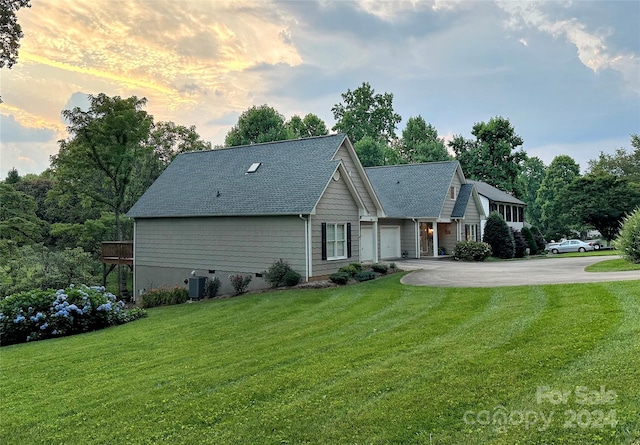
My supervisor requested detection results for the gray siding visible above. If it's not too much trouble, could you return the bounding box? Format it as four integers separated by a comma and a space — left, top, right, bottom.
464, 196, 482, 226
134, 216, 305, 295
334, 143, 377, 216
311, 174, 360, 276
441, 171, 464, 219
438, 223, 459, 255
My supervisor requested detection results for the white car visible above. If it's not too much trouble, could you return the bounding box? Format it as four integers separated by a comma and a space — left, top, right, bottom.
548, 239, 594, 254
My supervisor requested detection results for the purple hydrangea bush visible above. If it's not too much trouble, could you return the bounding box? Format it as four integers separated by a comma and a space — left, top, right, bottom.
0, 284, 146, 346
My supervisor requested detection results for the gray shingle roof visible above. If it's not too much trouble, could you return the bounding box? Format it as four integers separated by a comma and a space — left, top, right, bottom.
451, 183, 473, 218
365, 162, 460, 218
127, 134, 347, 218
467, 180, 525, 205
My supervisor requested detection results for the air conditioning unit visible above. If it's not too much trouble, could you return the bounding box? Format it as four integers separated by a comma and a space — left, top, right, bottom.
188, 276, 206, 299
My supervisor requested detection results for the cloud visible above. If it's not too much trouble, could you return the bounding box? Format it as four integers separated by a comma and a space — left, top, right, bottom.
497, 0, 640, 93
0, 114, 56, 142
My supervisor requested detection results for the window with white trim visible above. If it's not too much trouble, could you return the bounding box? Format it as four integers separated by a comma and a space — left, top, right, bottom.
326, 223, 347, 260
450, 186, 457, 200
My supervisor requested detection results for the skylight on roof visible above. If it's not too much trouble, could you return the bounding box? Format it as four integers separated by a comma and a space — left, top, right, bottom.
247, 162, 261, 173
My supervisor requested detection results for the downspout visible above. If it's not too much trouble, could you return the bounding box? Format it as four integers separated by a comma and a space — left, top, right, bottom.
132, 220, 137, 303
411, 218, 420, 259
299, 215, 310, 282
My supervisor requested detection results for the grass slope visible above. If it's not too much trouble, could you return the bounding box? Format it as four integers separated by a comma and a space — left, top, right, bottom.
586, 258, 640, 272
1, 275, 639, 444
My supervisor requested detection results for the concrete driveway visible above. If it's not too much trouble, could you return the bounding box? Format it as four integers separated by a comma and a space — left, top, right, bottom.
398, 256, 640, 287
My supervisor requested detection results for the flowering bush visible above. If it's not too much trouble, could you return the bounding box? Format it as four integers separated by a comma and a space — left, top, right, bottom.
140, 287, 189, 308
454, 241, 493, 261
0, 284, 147, 346
229, 274, 252, 295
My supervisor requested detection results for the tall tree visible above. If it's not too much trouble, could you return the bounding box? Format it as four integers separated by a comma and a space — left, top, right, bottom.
4, 167, 20, 184
517, 156, 546, 227
353, 136, 386, 167
450, 116, 527, 196
0, 183, 44, 245
127, 121, 211, 207
331, 81, 402, 145
0, 0, 30, 69
587, 134, 640, 184
225, 105, 289, 146
286, 113, 328, 138
560, 174, 640, 242
536, 155, 580, 240
400, 116, 451, 163
51, 94, 153, 241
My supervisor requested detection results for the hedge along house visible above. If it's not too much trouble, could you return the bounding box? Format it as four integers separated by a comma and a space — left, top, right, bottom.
467, 180, 527, 234
126, 134, 385, 298
366, 162, 485, 258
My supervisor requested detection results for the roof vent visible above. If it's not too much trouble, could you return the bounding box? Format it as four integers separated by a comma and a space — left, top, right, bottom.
247, 162, 261, 174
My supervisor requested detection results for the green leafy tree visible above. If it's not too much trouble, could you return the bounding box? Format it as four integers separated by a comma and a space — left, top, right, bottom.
331, 81, 402, 145
0, 0, 31, 69
483, 211, 515, 259
400, 116, 451, 163
450, 116, 527, 196
588, 134, 640, 184
4, 167, 20, 184
614, 207, 640, 264
521, 226, 538, 255
0, 183, 45, 246
353, 136, 386, 167
51, 94, 153, 241
560, 174, 640, 242
225, 105, 289, 146
286, 114, 328, 138
536, 155, 580, 240
517, 156, 546, 227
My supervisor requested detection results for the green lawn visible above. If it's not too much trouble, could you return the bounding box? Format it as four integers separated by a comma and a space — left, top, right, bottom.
1, 275, 639, 444
547, 250, 620, 258
586, 258, 640, 272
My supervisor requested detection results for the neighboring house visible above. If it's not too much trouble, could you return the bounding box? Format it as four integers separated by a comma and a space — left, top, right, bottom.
366, 161, 485, 258
126, 134, 385, 297
467, 180, 527, 233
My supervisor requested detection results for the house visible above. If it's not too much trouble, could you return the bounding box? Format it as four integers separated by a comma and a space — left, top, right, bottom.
366, 161, 485, 258
126, 134, 385, 297
467, 180, 526, 233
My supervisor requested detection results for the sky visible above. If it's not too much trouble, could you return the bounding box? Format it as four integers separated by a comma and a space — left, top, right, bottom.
1, 0, 639, 179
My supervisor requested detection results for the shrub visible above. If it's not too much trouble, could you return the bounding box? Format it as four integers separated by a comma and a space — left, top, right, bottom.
483, 212, 515, 259
454, 241, 492, 261
141, 287, 189, 308
206, 277, 221, 298
389, 262, 397, 269
615, 207, 640, 264
521, 227, 538, 255
0, 284, 147, 346
371, 263, 388, 274
354, 271, 376, 282
329, 272, 350, 285
263, 259, 296, 288
338, 264, 360, 277
531, 226, 547, 252
229, 274, 252, 295
282, 270, 302, 287
511, 228, 528, 258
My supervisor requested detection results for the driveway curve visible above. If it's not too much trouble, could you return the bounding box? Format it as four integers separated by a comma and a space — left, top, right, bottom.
399, 256, 640, 288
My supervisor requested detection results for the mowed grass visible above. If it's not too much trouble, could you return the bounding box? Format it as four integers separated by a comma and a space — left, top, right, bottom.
548, 250, 620, 258
586, 258, 640, 272
1, 275, 639, 444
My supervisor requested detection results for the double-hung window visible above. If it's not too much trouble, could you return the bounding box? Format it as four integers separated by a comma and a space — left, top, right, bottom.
322, 222, 352, 260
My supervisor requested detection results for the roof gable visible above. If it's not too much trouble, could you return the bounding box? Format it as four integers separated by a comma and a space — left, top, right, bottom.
127, 134, 350, 218
366, 161, 460, 218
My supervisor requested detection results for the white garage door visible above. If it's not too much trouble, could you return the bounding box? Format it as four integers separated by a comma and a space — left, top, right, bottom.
360, 225, 374, 262
380, 226, 401, 259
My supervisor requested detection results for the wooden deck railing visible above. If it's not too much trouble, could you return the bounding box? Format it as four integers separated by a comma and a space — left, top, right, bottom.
101, 241, 133, 265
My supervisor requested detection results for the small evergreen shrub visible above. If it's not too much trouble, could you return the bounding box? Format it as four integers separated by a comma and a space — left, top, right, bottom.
354, 271, 376, 282
329, 272, 350, 285
615, 207, 640, 264
531, 226, 547, 252
263, 259, 294, 288
338, 264, 360, 277
141, 287, 189, 308
229, 274, 252, 295
206, 277, 221, 298
454, 241, 492, 261
511, 228, 528, 258
521, 227, 538, 255
0, 284, 147, 346
282, 270, 302, 287
483, 212, 515, 259
371, 263, 388, 274
389, 262, 397, 269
